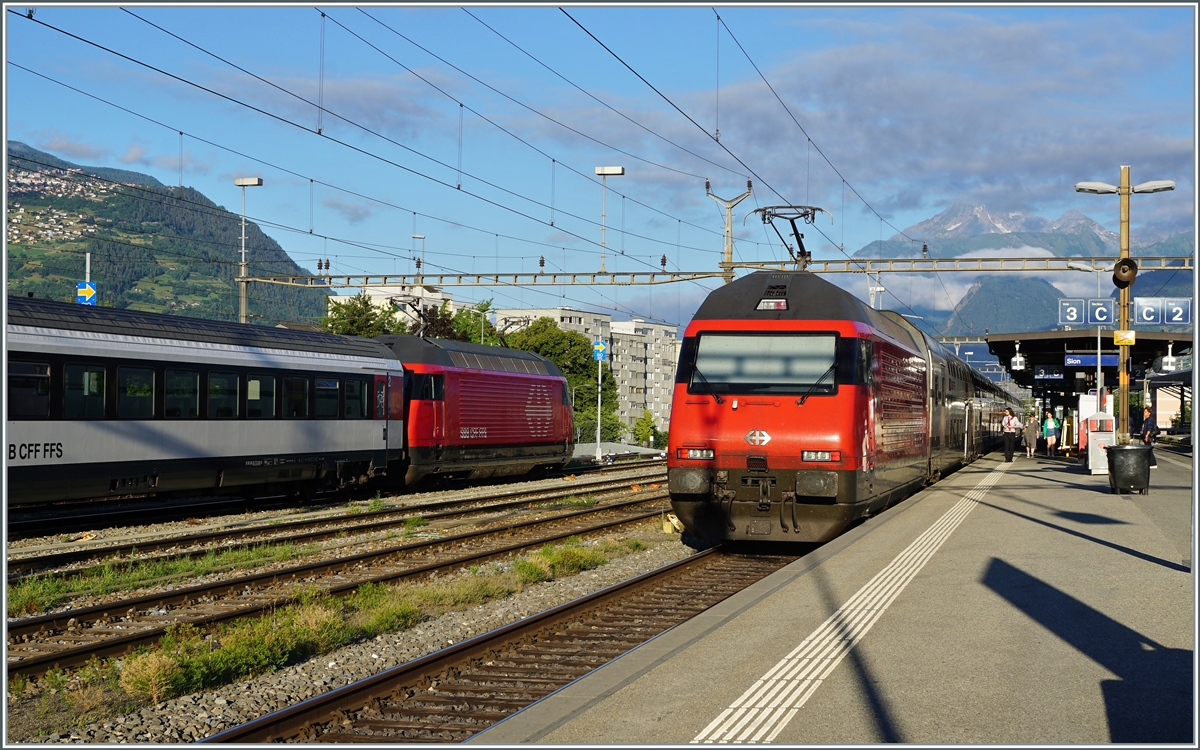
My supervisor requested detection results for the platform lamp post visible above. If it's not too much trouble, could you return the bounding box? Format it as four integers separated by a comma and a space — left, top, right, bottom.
234, 177, 263, 324
1075, 168, 1175, 443
1067, 261, 1115, 414
595, 167, 624, 273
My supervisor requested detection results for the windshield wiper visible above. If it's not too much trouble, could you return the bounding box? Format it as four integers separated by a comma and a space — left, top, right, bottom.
691, 367, 724, 404
796, 363, 837, 405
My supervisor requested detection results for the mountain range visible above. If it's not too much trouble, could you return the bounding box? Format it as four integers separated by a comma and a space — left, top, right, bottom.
851, 201, 1193, 336
5, 140, 1191, 338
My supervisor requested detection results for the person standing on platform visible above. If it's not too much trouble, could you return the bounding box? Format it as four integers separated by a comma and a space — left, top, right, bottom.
1022, 412, 1041, 458
1001, 408, 1021, 462
1043, 409, 1060, 456
1141, 406, 1159, 469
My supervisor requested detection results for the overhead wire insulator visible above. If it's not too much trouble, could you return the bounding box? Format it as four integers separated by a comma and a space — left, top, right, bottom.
539, 255, 545, 269
661, 254, 667, 270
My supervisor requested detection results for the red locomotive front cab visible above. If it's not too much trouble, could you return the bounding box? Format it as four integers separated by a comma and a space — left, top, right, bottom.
668, 320, 875, 543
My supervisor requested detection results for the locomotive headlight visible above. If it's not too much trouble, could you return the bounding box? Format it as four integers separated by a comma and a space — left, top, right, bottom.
802, 450, 841, 462
668, 467, 711, 495
756, 299, 788, 311
676, 448, 715, 460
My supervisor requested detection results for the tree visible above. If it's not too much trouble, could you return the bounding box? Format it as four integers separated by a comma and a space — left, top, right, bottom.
407, 300, 468, 341
321, 292, 396, 337
634, 409, 657, 446
508, 317, 620, 439
450, 299, 501, 345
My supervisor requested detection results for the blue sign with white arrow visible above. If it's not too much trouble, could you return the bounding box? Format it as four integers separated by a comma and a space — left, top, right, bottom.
593, 341, 607, 361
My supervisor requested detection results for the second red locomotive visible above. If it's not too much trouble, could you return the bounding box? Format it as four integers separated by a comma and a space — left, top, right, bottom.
377, 336, 575, 487
668, 271, 1016, 544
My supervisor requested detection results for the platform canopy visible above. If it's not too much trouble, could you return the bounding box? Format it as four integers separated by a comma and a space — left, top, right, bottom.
985, 329, 1192, 395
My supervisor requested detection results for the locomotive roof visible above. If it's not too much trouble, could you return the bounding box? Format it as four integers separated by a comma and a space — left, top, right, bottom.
692, 271, 922, 349
6, 296, 397, 359
375, 335, 563, 378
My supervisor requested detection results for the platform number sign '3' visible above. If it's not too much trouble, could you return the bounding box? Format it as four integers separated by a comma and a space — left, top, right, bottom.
1058, 299, 1085, 326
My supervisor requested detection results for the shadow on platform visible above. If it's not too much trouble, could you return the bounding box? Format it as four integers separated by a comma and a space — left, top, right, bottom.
982, 558, 1193, 743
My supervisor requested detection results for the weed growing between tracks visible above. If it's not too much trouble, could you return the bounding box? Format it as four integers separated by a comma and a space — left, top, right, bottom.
7, 543, 319, 617
6, 534, 654, 740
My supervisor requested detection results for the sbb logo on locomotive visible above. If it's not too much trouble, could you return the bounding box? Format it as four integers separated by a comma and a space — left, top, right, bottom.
460, 427, 488, 439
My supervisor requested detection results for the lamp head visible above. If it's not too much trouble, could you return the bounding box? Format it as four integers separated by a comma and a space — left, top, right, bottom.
1132, 180, 1176, 194
234, 177, 263, 187
1074, 181, 1117, 194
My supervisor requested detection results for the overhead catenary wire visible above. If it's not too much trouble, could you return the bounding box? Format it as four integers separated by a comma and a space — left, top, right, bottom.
6, 61, 725, 266
16, 10, 710, 274
118, 7, 743, 254
462, 8, 743, 181
560, 9, 856, 270
713, 10, 956, 322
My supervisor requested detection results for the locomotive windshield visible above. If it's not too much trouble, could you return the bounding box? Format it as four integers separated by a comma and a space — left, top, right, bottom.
680, 332, 857, 396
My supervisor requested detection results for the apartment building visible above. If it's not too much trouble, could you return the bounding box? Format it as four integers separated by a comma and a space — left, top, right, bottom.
494, 306, 680, 441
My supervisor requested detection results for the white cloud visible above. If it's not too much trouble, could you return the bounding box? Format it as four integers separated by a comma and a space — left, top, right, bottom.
36, 132, 108, 161
322, 195, 373, 223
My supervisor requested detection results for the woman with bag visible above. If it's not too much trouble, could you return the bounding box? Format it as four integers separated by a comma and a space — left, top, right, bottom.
1043, 409, 1060, 456
1001, 407, 1022, 462
1022, 413, 1041, 458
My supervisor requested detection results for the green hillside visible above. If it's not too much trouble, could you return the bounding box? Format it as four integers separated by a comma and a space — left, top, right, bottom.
6, 143, 328, 326
943, 276, 1064, 335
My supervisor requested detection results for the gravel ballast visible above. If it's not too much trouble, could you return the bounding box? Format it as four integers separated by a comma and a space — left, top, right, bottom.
9, 526, 694, 744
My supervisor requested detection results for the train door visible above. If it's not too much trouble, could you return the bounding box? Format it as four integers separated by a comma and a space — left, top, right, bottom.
424, 373, 446, 458
377, 373, 404, 462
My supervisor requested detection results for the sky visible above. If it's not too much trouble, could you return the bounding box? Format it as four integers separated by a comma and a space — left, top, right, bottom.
4, 3, 1196, 329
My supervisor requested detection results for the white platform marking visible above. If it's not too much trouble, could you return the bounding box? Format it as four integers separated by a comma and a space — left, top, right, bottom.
692, 462, 1011, 744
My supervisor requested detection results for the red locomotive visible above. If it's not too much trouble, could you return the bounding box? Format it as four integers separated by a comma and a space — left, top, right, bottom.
668, 271, 1015, 544
377, 336, 575, 486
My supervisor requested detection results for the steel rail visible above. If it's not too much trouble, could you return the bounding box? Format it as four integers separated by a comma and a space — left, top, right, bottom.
201, 544, 763, 744
6, 493, 669, 677
7, 469, 666, 577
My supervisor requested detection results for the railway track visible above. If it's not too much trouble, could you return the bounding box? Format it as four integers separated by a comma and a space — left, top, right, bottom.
6, 459, 665, 541
6, 490, 671, 678
7, 467, 667, 579
203, 548, 797, 743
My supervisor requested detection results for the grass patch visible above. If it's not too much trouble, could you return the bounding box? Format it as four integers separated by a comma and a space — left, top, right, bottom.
7, 543, 319, 617
402, 516, 430, 536
537, 494, 600, 510
9, 533, 654, 738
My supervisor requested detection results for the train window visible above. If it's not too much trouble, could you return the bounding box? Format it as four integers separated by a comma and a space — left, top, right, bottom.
117, 367, 155, 419
283, 377, 309, 418
374, 379, 387, 419
420, 374, 445, 401
8, 362, 50, 419
165, 370, 199, 419
64, 364, 106, 419
208, 372, 240, 419
315, 377, 340, 418
247, 375, 276, 419
688, 333, 838, 396
345, 378, 370, 419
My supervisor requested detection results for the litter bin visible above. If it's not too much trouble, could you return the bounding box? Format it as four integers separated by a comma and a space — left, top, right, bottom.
1105, 444, 1152, 495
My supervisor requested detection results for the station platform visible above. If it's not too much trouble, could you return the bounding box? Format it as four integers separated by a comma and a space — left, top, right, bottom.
472, 450, 1195, 744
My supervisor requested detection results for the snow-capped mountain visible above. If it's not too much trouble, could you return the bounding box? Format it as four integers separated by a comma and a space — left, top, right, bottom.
896, 203, 1116, 244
